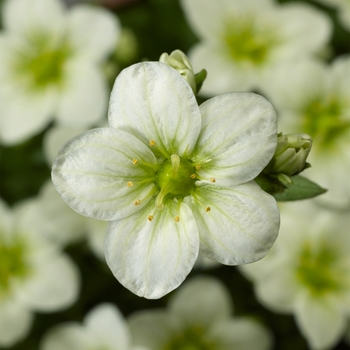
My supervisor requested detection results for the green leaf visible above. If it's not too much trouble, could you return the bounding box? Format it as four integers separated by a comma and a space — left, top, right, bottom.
273, 175, 327, 201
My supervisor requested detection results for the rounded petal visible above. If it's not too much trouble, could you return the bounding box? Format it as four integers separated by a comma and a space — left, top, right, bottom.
105, 200, 199, 299
108, 62, 201, 157
193, 92, 277, 186
52, 128, 157, 221
17, 253, 80, 312
295, 293, 347, 350
169, 276, 232, 328
186, 182, 280, 265
85, 303, 130, 349
209, 318, 273, 350
3, 0, 65, 36
67, 5, 120, 62
0, 299, 33, 347
41, 323, 98, 350
56, 64, 108, 127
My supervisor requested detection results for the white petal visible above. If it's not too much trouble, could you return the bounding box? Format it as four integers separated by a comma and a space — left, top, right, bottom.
17, 253, 80, 311
186, 182, 280, 265
295, 293, 347, 350
67, 5, 120, 62
105, 199, 199, 299
193, 92, 277, 186
169, 276, 232, 328
108, 62, 201, 156
41, 323, 99, 350
85, 303, 130, 349
3, 0, 65, 36
52, 128, 157, 221
209, 318, 272, 350
56, 63, 108, 127
0, 299, 33, 347
128, 310, 176, 348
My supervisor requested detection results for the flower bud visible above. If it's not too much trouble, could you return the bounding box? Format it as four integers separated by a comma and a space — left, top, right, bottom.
269, 133, 313, 176
159, 50, 197, 93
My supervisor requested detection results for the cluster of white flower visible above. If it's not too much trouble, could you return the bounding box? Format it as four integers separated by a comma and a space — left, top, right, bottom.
1, 0, 349, 349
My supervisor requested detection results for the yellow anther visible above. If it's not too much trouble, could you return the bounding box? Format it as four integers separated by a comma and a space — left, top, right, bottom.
210, 177, 216, 183
127, 181, 133, 187
134, 199, 141, 206
148, 215, 154, 222
150, 140, 156, 146
195, 164, 201, 170
206, 206, 211, 212
132, 158, 138, 165
190, 173, 196, 179
175, 216, 180, 222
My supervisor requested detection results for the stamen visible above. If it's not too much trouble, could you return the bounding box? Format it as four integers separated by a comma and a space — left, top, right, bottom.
147, 215, 154, 222
195, 164, 201, 170
206, 206, 211, 212
127, 181, 133, 187
174, 216, 180, 222
134, 199, 141, 206
190, 173, 196, 179
132, 158, 138, 165
210, 177, 216, 183
150, 140, 156, 146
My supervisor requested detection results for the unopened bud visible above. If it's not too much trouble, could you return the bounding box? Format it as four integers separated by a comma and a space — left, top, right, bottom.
159, 50, 197, 93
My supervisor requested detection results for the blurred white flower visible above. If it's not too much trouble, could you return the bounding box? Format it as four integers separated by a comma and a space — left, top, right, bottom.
41, 303, 148, 350
0, 0, 120, 145
128, 276, 273, 350
264, 56, 350, 209
0, 198, 80, 347
180, 0, 331, 95
318, 0, 350, 31
240, 202, 350, 350
52, 61, 280, 299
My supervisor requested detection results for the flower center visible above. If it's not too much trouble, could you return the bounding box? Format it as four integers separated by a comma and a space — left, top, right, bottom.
0, 236, 30, 296
162, 325, 216, 350
13, 33, 71, 89
155, 154, 196, 209
302, 98, 350, 151
296, 241, 345, 296
223, 18, 279, 65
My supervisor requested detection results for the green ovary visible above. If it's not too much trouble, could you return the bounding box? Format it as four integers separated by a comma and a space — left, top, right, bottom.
302, 98, 349, 150
0, 237, 29, 295
296, 242, 344, 296
223, 19, 278, 65
156, 155, 196, 208
14, 35, 71, 89
162, 325, 216, 350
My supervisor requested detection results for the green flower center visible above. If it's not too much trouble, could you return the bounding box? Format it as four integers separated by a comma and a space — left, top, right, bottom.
302, 98, 350, 151
0, 236, 30, 296
223, 18, 279, 65
296, 242, 345, 296
13, 33, 71, 89
155, 154, 196, 209
162, 325, 216, 350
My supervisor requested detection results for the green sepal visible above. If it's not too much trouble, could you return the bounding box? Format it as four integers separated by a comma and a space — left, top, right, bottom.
255, 174, 327, 201
194, 69, 207, 93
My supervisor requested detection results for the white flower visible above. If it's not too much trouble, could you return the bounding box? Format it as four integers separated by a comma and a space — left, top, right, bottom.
52, 61, 280, 299
317, 0, 350, 31
0, 0, 120, 145
180, 0, 331, 95
0, 198, 80, 347
41, 303, 148, 350
128, 276, 272, 350
263, 56, 350, 209
240, 202, 350, 350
